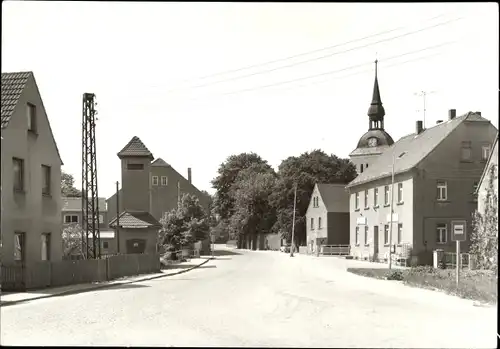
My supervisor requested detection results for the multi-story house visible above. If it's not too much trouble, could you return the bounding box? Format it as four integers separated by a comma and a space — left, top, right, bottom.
61, 196, 117, 256
476, 132, 498, 223
1, 71, 63, 265
347, 110, 497, 265
305, 183, 350, 254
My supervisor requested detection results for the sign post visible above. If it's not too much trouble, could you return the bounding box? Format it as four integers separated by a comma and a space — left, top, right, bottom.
451, 220, 467, 288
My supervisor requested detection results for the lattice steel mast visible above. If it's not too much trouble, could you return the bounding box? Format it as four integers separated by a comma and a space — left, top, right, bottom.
81, 93, 101, 259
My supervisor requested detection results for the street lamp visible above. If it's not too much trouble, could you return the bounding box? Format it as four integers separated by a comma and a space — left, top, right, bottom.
388, 146, 402, 270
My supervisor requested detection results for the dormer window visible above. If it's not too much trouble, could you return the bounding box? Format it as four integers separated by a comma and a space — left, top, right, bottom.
27, 103, 37, 133
482, 145, 491, 161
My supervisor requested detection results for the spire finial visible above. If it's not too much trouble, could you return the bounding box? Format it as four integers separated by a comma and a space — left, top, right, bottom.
375, 53, 378, 77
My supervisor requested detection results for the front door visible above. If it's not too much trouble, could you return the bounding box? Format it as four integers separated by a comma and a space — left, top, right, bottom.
373, 226, 379, 257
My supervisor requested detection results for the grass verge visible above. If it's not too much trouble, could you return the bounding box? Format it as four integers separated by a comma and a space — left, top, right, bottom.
347, 266, 498, 304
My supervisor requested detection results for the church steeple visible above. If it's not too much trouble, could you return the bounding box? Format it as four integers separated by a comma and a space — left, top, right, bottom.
367, 59, 386, 130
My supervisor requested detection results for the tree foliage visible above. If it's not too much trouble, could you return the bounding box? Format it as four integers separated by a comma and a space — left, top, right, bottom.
470, 164, 498, 271
62, 224, 84, 258
61, 171, 82, 197
159, 193, 210, 253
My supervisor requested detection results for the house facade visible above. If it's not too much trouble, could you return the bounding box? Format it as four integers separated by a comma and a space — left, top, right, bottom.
476, 133, 498, 219
347, 111, 498, 265
306, 183, 350, 253
108, 136, 162, 254
1, 71, 63, 265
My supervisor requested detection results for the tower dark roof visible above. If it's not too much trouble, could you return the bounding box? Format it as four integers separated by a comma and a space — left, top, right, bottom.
367, 60, 385, 121
117, 136, 154, 159
151, 158, 171, 167
1, 71, 32, 129
356, 129, 394, 149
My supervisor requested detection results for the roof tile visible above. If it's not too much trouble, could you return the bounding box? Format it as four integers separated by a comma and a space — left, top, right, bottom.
316, 183, 349, 212
151, 157, 171, 167
1, 72, 32, 129
109, 211, 161, 228
117, 136, 154, 159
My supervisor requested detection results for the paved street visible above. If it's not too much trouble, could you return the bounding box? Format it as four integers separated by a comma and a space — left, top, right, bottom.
1, 246, 497, 348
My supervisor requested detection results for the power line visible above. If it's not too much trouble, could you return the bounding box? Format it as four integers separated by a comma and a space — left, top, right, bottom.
167, 15, 462, 94
181, 41, 455, 102
177, 16, 462, 92
174, 12, 456, 85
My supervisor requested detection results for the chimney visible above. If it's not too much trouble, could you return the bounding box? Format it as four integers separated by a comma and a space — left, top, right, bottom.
188, 167, 192, 184
416, 120, 423, 135
475, 111, 481, 116
436, 120, 443, 125
448, 109, 456, 120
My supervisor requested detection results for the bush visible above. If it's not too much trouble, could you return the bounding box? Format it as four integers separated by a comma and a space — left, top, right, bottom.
387, 270, 404, 280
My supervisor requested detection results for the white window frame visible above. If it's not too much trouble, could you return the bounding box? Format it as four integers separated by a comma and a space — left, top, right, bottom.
397, 182, 403, 203
384, 186, 390, 206
14, 232, 25, 262
364, 225, 369, 246
99, 215, 104, 224
384, 225, 389, 245
355, 227, 359, 245
41, 233, 51, 261
152, 176, 159, 186
374, 187, 379, 207
355, 192, 360, 210
436, 223, 447, 244
161, 176, 168, 186
364, 190, 369, 208
318, 217, 322, 229
64, 214, 79, 224
482, 145, 491, 161
437, 180, 447, 201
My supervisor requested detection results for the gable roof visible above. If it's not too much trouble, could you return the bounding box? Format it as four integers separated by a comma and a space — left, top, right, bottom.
117, 136, 154, 159
1, 71, 64, 165
316, 183, 349, 212
151, 157, 171, 167
347, 112, 491, 188
108, 210, 161, 229
62, 196, 107, 212
476, 132, 499, 193
1, 71, 31, 129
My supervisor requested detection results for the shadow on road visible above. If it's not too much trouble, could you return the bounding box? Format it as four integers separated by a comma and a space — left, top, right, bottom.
167, 264, 217, 270
209, 249, 243, 256
98, 283, 151, 292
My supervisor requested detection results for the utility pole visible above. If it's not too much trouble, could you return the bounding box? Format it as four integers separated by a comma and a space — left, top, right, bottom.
290, 183, 297, 257
414, 90, 437, 129
116, 181, 120, 254
388, 149, 396, 270
177, 181, 181, 208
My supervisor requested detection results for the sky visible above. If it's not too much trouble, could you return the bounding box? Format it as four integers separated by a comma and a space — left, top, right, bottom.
2, 2, 498, 198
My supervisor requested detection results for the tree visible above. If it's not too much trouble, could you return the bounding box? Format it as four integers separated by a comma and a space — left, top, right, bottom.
270, 150, 357, 246
470, 164, 498, 271
211, 153, 273, 221
61, 171, 82, 197
159, 193, 210, 254
62, 224, 84, 258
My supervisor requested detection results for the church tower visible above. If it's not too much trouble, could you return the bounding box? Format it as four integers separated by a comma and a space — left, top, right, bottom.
349, 60, 394, 174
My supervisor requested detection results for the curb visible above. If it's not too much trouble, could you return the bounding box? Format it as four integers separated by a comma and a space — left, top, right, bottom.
0, 258, 213, 307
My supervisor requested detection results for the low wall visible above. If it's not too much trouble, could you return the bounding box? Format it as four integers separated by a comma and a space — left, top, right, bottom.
1, 253, 160, 292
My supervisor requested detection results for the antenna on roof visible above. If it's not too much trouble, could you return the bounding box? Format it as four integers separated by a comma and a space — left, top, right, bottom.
414, 90, 437, 129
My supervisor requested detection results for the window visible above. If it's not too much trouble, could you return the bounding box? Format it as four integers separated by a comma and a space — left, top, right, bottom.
364, 226, 369, 245
482, 145, 491, 161
436, 223, 447, 244
318, 217, 322, 229
360, 164, 364, 173
472, 182, 478, 202
374, 188, 379, 207
355, 227, 359, 245
99, 215, 104, 224
384, 225, 389, 245
461, 141, 472, 161
397, 183, 403, 203
13, 158, 24, 191
41, 233, 51, 261
127, 163, 144, 170
42, 165, 51, 195
161, 176, 168, 186
152, 176, 159, 186
355, 192, 360, 210
364, 190, 369, 209
27, 103, 36, 132
64, 215, 79, 223
384, 186, 390, 205
310, 217, 314, 230
397, 224, 403, 245
103, 241, 109, 249
437, 181, 447, 201
14, 232, 25, 262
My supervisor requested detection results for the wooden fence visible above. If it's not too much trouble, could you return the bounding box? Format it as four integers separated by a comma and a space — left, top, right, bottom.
1, 253, 161, 292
